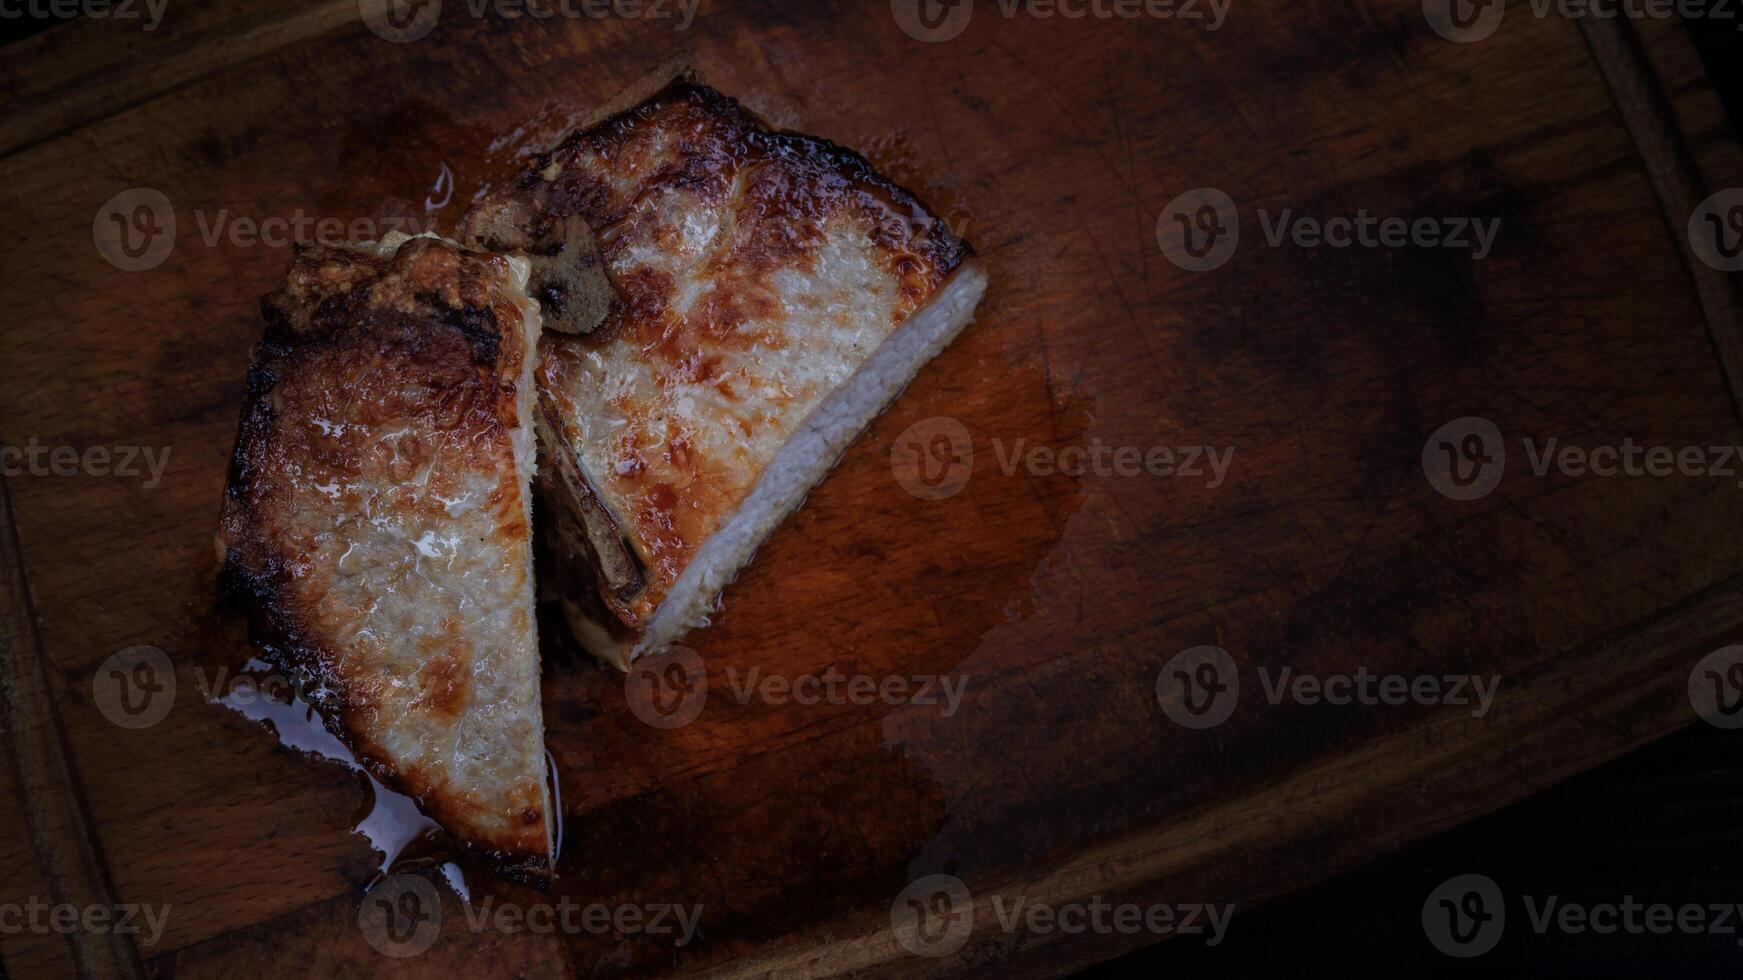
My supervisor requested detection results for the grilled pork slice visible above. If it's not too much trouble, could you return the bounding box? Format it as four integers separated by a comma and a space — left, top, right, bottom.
462, 74, 989, 668
217, 232, 554, 881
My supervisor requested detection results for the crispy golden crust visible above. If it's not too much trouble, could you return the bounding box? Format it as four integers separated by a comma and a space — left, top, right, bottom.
465, 78, 974, 660
218, 236, 552, 880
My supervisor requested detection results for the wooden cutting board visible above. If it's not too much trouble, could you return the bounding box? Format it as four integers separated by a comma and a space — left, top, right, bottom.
4, 2, 1742, 977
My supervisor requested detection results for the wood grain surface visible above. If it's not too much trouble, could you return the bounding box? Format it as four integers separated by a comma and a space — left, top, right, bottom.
1091, 723, 1743, 976
2, 2, 1741, 977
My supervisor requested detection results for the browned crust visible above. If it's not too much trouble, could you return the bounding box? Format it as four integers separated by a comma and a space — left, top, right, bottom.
463, 70, 976, 657
459, 69, 973, 335
544, 79, 974, 280
456, 60, 696, 336
216, 236, 551, 884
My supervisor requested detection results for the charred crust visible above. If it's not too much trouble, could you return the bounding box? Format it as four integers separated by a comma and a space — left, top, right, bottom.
461, 75, 973, 341
220, 550, 555, 880
432, 300, 501, 365
567, 80, 973, 270
243, 619, 553, 879
216, 235, 551, 880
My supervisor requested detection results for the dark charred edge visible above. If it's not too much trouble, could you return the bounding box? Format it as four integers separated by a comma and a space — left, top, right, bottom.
226, 246, 515, 505
462, 69, 973, 340
260, 240, 518, 367
215, 553, 554, 886
428, 298, 501, 365
213, 243, 554, 884
533, 78, 974, 274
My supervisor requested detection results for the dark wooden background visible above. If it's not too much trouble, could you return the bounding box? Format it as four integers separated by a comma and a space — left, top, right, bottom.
3, 2, 1743, 978
1096, 19, 1743, 976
